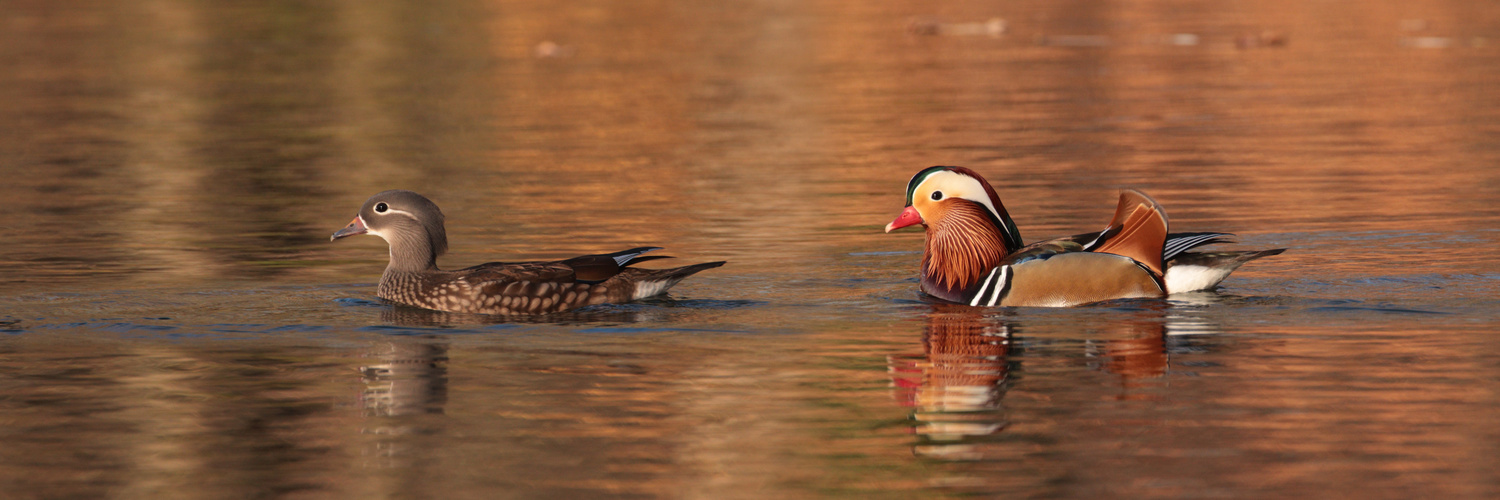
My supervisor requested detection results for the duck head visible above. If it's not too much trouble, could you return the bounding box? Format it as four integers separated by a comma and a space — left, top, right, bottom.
886, 166, 1024, 300
332, 190, 449, 272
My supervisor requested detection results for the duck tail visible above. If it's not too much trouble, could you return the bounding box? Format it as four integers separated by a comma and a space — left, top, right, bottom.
629, 261, 727, 300
1164, 249, 1286, 293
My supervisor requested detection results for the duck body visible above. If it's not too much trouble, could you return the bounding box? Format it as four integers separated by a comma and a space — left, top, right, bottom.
333, 190, 724, 315
887, 166, 1283, 307
375, 247, 724, 315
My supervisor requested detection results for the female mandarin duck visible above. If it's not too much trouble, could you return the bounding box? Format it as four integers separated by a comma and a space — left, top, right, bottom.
331, 190, 724, 315
885, 166, 1283, 307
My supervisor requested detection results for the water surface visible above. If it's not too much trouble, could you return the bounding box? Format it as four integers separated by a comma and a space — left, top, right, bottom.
2, 0, 1498, 498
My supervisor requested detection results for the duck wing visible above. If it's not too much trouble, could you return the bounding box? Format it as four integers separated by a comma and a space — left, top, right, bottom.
453, 247, 666, 284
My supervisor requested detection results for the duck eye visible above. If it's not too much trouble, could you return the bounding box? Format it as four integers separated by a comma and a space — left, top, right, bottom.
374, 202, 388, 213
930, 191, 943, 201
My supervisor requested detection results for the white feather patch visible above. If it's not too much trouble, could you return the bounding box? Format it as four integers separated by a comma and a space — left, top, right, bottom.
1164, 265, 1233, 294
632, 280, 671, 300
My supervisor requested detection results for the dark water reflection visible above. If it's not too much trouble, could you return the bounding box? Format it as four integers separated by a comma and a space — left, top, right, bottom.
3, 0, 1500, 498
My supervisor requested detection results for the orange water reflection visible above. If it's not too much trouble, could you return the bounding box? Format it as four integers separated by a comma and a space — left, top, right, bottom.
1, 0, 1498, 498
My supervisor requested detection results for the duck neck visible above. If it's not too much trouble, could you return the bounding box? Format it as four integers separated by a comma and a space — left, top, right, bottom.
923, 202, 1008, 296
383, 230, 441, 274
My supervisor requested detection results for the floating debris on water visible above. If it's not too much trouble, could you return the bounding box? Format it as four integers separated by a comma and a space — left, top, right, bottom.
534, 40, 573, 58
907, 17, 1007, 37
1166, 33, 1200, 46
1143, 33, 1200, 46
1236, 30, 1288, 49
1397, 36, 1491, 49
1400, 37, 1455, 49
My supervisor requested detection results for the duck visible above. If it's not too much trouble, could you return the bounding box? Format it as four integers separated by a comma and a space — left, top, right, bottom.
885, 166, 1284, 307
331, 190, 725, 315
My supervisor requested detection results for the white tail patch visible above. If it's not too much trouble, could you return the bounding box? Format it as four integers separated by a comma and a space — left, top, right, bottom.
1164, 265, 1234, 294
632, 280, 672, 300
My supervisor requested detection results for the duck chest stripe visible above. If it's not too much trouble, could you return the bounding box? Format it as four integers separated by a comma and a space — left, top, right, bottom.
969, 267, 1000, 306
985, 265, 1012, 307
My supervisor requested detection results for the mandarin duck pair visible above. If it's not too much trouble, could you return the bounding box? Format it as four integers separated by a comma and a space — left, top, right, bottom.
332, 168, 1280, 315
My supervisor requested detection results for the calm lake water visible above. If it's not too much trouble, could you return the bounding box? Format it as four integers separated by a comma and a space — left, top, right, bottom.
3, 0, 1499, 498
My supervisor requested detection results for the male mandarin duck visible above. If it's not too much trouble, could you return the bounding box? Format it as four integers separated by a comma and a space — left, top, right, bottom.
331, 190, 725, 315
885, 166, 1283, 307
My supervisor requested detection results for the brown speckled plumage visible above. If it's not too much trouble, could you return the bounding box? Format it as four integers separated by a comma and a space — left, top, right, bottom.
332, 190, 725, 315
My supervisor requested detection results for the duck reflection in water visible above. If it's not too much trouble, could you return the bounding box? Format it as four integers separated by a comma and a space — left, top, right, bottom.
889, 302, 1201, 460
376, 300, 691, 327
361, 341, 449, 417
357, 301, 694, 423
888, 304, 1014, 460
1086, 314, 1171, 400
359, 340, 449, 472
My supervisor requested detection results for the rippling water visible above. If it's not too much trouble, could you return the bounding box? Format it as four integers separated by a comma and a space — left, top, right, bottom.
2, 0, 1498, 498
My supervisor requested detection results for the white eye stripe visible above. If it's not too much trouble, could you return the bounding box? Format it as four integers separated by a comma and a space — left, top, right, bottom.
916, 171, 1003, 222
362, 207, 420, 243
374, 207, 419, 218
